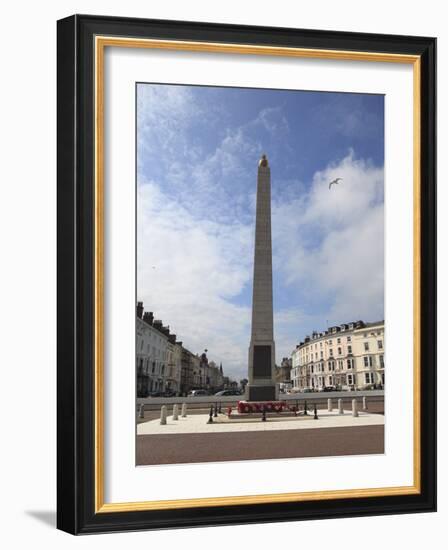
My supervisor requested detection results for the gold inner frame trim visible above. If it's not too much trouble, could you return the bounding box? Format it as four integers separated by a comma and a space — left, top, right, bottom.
94, 35, 421, 513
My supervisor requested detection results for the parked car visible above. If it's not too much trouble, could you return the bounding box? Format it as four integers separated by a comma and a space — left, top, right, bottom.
148, 390, 177, 397
214, 389, 242, 396
301, 387, 314, 393
187, 389, 210, 397
321, 385, 337, 392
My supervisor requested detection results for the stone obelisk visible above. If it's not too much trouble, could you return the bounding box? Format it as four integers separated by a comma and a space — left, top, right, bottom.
247, 154, 278, 401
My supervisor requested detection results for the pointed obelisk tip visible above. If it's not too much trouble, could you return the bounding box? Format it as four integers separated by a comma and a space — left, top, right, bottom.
258, 153, 268, 167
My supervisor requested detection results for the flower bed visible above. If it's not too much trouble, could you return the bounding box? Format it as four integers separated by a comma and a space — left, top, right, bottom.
237, 400, 288, 414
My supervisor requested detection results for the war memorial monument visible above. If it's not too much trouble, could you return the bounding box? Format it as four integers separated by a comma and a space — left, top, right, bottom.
246, 153, 278, 402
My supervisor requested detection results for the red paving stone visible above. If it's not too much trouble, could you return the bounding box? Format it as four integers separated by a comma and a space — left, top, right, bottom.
136, 425, 384, 465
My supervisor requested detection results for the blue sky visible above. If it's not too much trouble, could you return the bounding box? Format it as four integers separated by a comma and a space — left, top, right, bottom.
137, 83, 384, 379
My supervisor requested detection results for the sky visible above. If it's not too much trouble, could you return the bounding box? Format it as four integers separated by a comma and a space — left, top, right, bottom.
136, 83, 384, 380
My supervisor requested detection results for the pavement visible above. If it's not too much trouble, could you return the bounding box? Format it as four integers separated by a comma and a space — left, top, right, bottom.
137, 409, 384, 435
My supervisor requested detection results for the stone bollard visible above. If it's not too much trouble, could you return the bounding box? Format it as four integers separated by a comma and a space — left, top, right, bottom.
313, 403, 319, 420
352, 399, 359, 417
218, 403, 222, 414
207, 405, 214, 424
338, 399, 344, 415
138, 404, 145, 419
181, 403, 187, 417
261, 406, 267, 422
214, 403, 218, 418
172, 404, 179, 421
160, 405, 167, 425
362, 396, 368, 411
327, 398, 333, 413
304, 400, 308, 416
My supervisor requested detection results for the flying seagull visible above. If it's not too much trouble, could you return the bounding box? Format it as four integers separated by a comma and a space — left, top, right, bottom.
329, 177, 343, 189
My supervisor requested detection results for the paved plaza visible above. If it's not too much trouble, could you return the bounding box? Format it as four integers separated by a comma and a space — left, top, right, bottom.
137, 409, 384, 435
136, 406, 385, 465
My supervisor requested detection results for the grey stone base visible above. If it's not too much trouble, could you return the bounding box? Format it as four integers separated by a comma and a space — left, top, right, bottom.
247, 385, 276, 401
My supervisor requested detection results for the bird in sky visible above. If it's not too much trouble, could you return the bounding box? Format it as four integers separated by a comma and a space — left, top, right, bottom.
329, 177, 343, 189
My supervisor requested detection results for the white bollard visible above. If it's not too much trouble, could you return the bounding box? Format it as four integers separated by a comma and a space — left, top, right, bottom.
181, 403, 187, 418
338, 399, 344, 415
327, 398, 333, 412
352, 399, 359, 417
172, 404, 179, 421
160, 405, 167, 425
138, 404, 145, 419
362, 396, 368, 411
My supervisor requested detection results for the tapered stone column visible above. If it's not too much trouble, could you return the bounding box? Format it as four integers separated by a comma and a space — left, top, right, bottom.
247, 154, 278, 402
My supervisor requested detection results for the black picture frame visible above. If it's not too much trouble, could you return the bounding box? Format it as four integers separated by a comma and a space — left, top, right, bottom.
57, 14, 436, 534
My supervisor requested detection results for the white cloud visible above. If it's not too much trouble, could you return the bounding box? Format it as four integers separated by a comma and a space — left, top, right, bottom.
137, 87, 293, 225
137, 182, 253, 380
253, 106, 290, 136
273, 151, 384, 336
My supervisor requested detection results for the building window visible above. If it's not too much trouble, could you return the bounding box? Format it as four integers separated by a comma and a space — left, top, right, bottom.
379, 354, 384, 368
338, 347, 342, 355
347, 374, 355, 385
347, 336, 352, 342
364, 342, 369, 352
320, 351, 323, 358
365, 372, 375, 384
329, 349, 333, 356
348, 345, 352, 354
338, 360, 343, 370
347, 359, 353, 369
337, 338, 341, 344
378, 340, 383, 349
363, 356, 373, 368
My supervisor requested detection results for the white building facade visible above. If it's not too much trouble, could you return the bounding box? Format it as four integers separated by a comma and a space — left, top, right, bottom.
136, 310, 169, 396
137, 302, 227, 396
165, 336, 182, 394
291, 320, 384, 392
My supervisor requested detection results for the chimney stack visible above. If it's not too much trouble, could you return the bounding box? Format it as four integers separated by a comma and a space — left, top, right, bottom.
143, 311, 154, 326
136, 302, 144, 319
153, 320, 163, 332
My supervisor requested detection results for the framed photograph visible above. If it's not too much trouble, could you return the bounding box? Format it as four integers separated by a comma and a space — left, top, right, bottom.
57, 14, 436, 534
